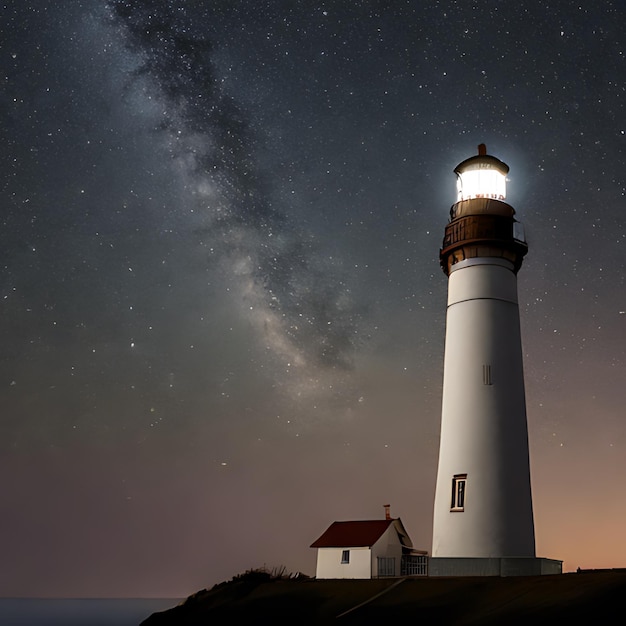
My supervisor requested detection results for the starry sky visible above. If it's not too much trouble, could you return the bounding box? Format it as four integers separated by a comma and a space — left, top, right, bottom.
1, 0, 625, 597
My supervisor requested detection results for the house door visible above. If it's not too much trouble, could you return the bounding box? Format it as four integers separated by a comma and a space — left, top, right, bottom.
377, 557, 396, 577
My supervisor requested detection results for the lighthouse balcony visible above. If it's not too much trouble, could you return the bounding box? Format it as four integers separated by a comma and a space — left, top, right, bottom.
440, 243, 527, 274
442, 213, 521, 247
440, 214, 528, 274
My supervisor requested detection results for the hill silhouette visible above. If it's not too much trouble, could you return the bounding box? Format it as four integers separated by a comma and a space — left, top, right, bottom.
141, 568, 626, 625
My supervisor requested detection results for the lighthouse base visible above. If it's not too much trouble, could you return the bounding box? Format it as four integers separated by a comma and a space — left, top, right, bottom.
429, 557, 562, 577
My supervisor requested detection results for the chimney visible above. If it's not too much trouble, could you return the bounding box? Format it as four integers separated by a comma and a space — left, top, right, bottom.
478, 143, 487, 155
384, 504, 391, 520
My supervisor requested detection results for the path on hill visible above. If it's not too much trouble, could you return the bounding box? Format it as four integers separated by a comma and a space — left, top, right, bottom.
336, 578, 407, 619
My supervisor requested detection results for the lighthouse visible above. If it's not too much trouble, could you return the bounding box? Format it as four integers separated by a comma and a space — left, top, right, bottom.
430, 146, 561, 576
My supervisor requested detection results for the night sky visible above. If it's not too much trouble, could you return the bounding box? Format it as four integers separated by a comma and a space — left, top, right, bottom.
1, 0, 625, 597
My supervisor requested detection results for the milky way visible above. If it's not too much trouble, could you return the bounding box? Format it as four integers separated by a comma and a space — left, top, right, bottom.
1, 0, 626, 597
108, 0, 365, 388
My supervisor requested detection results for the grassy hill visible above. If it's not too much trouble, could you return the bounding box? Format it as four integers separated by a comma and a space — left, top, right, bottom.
141, 569, 626, 625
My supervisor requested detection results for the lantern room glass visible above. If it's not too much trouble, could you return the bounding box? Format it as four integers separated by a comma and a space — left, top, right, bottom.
456, 168, 507, 202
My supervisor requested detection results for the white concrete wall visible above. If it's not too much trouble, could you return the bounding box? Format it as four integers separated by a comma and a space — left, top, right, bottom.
432, 258, 535, 558
315, 547, 371, 579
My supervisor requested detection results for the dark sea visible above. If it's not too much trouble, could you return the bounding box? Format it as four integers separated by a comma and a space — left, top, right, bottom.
0, 598, 181, 626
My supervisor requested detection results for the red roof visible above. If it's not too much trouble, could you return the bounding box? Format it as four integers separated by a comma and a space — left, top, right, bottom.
310, 520, 396, 548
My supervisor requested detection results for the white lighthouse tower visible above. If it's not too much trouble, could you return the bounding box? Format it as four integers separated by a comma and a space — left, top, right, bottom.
430, 146, 560, 576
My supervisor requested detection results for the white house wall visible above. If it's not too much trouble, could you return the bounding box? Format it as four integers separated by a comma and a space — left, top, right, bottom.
315, 547, 371, 579
371, 526, 404, 577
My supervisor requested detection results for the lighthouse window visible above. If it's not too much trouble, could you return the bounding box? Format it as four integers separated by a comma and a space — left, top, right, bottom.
451, 474, 467, 511
341, 550, 350, 564
483, 364, 492, 385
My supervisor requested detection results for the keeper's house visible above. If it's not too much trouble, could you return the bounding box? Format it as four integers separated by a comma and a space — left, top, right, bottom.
310, 507, 427, 579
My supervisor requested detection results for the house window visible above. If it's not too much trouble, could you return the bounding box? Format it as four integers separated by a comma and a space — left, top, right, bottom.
341, 550, 350, 564
451, 474, 467, 511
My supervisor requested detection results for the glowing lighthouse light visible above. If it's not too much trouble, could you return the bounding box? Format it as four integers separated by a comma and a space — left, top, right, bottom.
455, 143, 508, 201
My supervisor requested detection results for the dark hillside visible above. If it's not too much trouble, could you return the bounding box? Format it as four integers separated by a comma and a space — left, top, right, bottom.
141, 570, 626, 625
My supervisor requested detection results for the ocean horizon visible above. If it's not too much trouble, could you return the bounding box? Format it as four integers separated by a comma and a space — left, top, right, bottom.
0, 597, 181, 626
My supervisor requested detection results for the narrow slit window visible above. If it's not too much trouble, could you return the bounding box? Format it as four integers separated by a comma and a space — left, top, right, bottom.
451, 474, 467, 511
483, 364, 492, 385
341, 550, 350, 564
